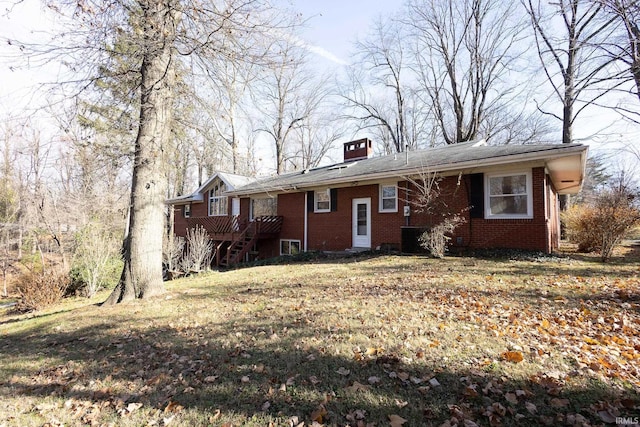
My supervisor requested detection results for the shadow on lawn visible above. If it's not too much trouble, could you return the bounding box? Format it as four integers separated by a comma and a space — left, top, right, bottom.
1, 302, 638, 427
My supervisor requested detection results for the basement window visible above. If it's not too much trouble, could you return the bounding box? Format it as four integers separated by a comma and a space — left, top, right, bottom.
485, 171, 533, 219
280, 239, 301, 256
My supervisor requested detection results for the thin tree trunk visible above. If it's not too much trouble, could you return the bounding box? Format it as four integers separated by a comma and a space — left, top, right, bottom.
104, 1, 177, 305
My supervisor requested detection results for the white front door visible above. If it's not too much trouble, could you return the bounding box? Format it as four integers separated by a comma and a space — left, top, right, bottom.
352, 198, 371, 248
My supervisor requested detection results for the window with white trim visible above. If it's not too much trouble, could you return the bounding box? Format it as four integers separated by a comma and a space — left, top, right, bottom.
208, 182, 228, 216
379, 183, 398, 212
280, 239, 301, 256
250, 197, 277, 220
485, 171, 533, 218
314, 189, 330, 212
183, 204, 191, 218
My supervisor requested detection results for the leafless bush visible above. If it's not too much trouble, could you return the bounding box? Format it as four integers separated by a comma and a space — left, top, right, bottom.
163, 234, 185, 272
563, 179, 640, 261
181, 225, 213, 272
419, 215, 466, 258
15, 269, 69, 312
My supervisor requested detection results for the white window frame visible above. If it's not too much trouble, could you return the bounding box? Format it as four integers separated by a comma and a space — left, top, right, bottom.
485, 171, 533, 219
314, 189, 331, 213
280, 239, 301, 256
208, 182, 228, 216
379, 183, 398, 213
183, 204, 191, 218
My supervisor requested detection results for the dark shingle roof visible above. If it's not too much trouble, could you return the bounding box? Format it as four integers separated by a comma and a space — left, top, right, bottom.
228, 141, 587, 196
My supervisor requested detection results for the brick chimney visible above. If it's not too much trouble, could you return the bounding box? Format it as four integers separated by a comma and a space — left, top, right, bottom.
343, 138, 373, 162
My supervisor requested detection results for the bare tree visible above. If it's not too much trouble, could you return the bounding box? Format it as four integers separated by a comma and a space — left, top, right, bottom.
342, 17, 432, 152
291, 111, 346, 170
254, 37, 332, 174
524, 0, 619, 144
406, 0, 529, 145
3, 0, 286, 305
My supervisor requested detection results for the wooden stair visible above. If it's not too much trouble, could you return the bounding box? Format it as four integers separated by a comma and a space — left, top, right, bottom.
220, 234, 257, 267
213, 216, 284, 268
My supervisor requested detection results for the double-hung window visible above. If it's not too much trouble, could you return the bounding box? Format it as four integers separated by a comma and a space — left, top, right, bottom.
485, 171, 532, 218
183, 204, 191, 218
379, 183, 398, 212
208, 183, 228, 216
314, 190, 331, 212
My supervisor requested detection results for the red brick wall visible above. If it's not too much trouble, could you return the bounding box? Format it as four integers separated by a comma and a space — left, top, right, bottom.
271, 167, 554, 254
463, 167, 549, 251
173, 205, 188, 237
172, 166, 558, 257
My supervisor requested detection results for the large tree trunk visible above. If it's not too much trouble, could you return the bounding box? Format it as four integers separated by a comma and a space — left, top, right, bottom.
104, 1, 177, 305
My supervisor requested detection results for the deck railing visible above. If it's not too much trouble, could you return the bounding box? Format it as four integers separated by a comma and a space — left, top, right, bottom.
186, 215, 283, 238
250, 215, 284, 235
186, 216, 240, 235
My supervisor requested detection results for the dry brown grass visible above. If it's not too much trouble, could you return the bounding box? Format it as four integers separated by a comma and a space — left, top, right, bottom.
0, 245, 639, 426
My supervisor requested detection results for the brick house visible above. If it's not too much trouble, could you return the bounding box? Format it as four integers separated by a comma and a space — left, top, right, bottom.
167, 139, 588, 266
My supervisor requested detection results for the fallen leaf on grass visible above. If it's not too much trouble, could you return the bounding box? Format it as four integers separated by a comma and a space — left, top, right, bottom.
164, 400, 184, 413
336, 367, 350, 376
126, 402, 142, 413
598, 410, 617, 423
505, 392, 518, 404
395, 399, 408, 408
389, 414, 408, 426
525, 402, 537, 414
209, 410, 222, 422
368, 376, 380, 384
501, 351, 524, 363
550, 398, 569, 408
310, 404, 327, 423
346, 381, 370, 392
365, 346, 383, 356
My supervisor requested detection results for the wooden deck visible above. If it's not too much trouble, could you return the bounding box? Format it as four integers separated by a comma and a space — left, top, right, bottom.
185, 215, 283, 266
186, 215, 283, 240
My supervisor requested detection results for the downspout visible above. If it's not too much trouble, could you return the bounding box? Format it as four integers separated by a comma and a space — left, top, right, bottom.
304, 192, 308, 252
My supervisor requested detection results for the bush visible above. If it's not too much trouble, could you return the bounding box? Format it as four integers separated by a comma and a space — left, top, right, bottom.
181, 225, 213, 272
563, 185, 640, 261
71, 222, 121, 297
68, 255, 123, 296
15, 269, 69, 312
419, 215, 465, 258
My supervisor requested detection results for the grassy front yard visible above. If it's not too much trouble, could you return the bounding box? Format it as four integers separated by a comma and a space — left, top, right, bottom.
1, 247, 639, 426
